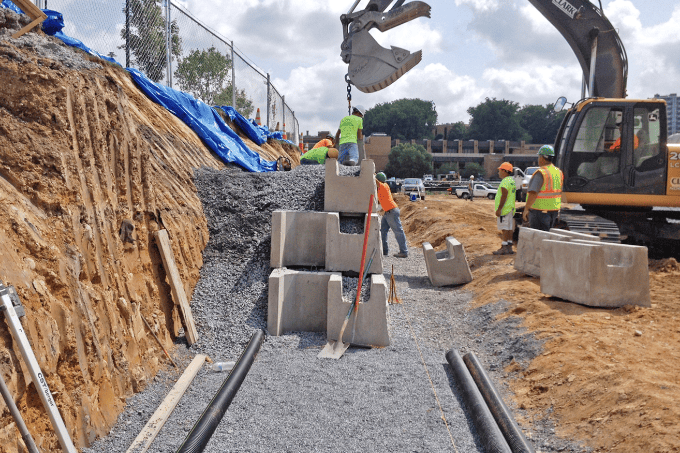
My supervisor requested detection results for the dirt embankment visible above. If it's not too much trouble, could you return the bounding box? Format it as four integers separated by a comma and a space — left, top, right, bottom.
0, 13, 299, 451
399, 194, 680, 453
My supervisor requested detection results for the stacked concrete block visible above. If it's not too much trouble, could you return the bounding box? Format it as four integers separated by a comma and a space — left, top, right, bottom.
540, 241, 650, 308
268, 269, 341, 336
515, 227, 600, 277
324, 158, 378, 214
325, 212, 383, 274
326, 274, 390, 347
422, 237, 472, 287
270, 210, 327, 268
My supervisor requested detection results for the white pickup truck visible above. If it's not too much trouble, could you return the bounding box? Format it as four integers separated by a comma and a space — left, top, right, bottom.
455, 183, 498, 199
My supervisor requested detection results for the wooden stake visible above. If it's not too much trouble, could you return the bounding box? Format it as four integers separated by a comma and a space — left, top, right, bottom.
388, 264, 402, 304
9, 0, 47, 39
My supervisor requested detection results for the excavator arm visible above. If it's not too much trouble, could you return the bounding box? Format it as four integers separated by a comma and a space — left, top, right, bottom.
341, 0, 627, 98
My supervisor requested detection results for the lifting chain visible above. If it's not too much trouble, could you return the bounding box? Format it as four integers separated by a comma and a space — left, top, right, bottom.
345, 73, 352, 115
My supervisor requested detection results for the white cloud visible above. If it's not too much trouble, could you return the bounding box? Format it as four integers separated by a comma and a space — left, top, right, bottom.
370, 20, 444, 55
482, 65, 582, 106
454, 0, 501, 13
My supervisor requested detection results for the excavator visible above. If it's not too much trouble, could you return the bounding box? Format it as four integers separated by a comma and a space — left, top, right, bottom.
340, 0, 680, 250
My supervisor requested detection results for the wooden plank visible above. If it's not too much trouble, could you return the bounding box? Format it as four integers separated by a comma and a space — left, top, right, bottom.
125, 354, 207, 453
10, 0, 47, 39
154, 230, 198, 345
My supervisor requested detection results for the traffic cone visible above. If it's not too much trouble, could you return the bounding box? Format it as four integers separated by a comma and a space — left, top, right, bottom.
282, 123, 287, 140
299, 133, 304, 152
275, 122, 280, 131
255, 108, 261, 126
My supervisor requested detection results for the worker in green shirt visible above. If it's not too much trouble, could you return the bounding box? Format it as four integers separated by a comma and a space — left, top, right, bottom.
334, 105, 365, 166
493, 162, 517, 255
300, 147, 338, 165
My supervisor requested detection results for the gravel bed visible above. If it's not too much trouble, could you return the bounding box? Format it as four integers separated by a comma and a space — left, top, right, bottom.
84, 163, 591, 453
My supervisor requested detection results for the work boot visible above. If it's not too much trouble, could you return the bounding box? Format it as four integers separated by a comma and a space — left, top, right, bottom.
492, 245, 506, 255
393, 252, 408, 258
504, 244, 515, 255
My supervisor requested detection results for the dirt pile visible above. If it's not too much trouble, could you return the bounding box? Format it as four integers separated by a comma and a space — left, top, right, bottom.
399, 194, 680, 453
0, 11, 298, 451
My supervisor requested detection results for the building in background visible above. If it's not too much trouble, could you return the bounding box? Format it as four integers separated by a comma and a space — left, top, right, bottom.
654, 93, 679, 135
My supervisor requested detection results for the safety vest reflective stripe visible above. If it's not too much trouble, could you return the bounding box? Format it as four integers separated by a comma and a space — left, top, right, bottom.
532, 165, 563, 211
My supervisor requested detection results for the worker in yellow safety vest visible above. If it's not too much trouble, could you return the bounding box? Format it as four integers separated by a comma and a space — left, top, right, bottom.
521, 145, 564, 231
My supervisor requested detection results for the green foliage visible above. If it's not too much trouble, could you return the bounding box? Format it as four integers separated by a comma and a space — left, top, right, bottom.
517, 104, 566, 144
120, 0, 181, 82
436, 162, 459, 175
446, 121, 468, 141
467, 98, 528, 141
363, 99, 437, 140
214, 85, 254, 119
459, 162, 485, 179
384, 143, 433, 179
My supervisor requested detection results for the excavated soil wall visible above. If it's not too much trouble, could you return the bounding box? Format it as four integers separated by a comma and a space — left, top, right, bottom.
0, 11, 299, 451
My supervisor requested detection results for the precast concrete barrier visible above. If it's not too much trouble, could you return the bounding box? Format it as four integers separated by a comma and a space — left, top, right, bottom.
324, 158, 378, 214
540, 240, 651, 308
325, 212, 383, 274
268, 269, 341, 336
270, 210, 328, 268
422, 237, 472, 287
326, 274, 390, 347
514, 227, 600, 277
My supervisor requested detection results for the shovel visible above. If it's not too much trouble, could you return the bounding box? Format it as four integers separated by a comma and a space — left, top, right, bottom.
319, 194, 375, 359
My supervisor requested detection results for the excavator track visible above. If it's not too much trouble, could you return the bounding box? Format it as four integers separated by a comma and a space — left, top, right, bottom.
558, 209, 622, 243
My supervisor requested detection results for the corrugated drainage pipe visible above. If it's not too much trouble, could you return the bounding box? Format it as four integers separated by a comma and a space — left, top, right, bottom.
445, 349, 512, 453
463, 352, 535, 453
176, 329, 265, 453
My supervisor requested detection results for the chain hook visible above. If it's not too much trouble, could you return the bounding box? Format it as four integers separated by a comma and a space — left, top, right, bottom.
345, 73, 352, 115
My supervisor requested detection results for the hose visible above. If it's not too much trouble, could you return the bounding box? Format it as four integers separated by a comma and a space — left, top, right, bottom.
176, 329, 265, 453
445, 349, 511, 453
463, 352, 535, 453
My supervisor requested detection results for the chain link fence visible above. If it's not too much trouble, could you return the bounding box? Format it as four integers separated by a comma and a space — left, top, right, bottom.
40, 0, 299, 144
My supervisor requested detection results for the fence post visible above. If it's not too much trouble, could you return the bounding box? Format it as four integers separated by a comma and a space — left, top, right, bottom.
165, 0, 172, 88
267, 73, 271, 130
231, 40, 236, 110
282, 95, 285, 137
125, 0, 130, 67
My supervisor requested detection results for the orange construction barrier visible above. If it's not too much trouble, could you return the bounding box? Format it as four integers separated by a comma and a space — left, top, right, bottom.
255, 108, 261, 126
299, 133, 304, 152
282, 123, 287, 140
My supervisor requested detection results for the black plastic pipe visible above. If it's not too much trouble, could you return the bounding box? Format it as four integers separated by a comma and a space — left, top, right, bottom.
445, 349, 512, 453
463, 352, 535, 453
176, 329, 265, 453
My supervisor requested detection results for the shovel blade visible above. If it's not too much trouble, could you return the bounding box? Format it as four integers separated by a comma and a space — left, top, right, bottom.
317, 340, 350, 359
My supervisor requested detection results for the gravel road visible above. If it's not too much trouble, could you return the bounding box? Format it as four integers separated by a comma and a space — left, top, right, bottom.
83, 164, 591, 453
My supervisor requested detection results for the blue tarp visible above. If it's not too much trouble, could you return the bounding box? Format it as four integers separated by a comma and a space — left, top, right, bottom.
1, 3, 278, 172
128, 69, 277, 172
216, 106, 267, 146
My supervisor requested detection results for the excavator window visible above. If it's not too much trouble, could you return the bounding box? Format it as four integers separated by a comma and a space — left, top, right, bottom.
571, 107, 624, 181
633, 106, 663, 171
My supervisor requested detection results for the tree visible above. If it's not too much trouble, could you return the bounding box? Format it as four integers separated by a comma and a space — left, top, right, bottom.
363, 99, 437, 140
436, 162, 459, 176
446, 121, 468, 141
467, 98, 528, 141
384, 143, 433, 179
214, 85, 254, 119
517, 104, 566, 144
459, 162, 485, 179
120, 0, 181, 82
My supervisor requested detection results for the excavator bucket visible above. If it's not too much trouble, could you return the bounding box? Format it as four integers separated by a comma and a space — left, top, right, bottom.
341, 0, 431, 93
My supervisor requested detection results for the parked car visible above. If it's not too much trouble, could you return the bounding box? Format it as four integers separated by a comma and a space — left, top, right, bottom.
386, 177, 401, 193
518, 166, 540, 201
423, 174, 434, 181
402, 178, 426, 200
454, 183, 498, 199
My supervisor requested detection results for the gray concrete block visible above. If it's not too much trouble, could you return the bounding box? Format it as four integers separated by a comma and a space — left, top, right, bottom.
325, 213, 383, 274
324, 159, 378, 214
514, 227, 594, 277
422, 237, 472, 287
268, 269, 341, 336
270, 211, 328, 268
540, 240, 650, 308
326, 274, 390, 347
549, 228, 602, 242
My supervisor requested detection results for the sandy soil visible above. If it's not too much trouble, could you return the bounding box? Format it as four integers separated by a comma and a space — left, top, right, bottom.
398, 193, 680, 453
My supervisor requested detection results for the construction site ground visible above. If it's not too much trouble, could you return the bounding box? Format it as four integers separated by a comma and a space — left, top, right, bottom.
0, 11, 679, 453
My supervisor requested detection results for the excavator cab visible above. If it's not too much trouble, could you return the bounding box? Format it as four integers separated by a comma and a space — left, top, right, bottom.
555, 98, 670, 204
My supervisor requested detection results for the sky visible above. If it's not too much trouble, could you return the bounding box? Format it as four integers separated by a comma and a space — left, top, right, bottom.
67, 0, 680, 135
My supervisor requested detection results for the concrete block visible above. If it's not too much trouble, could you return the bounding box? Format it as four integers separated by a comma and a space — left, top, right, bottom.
326, 274, 390, 347
325, 213, 383, 274
515, 227, 599, 277
270, 211, 328, 268
422, 237, 472, 287
268, 269, 341, 336
540, 241, 650, 308
324, 159, 378, 214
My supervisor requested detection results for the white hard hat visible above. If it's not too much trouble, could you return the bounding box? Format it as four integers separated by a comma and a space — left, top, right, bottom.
470, 175, 474, 179
353, 105, 366, 116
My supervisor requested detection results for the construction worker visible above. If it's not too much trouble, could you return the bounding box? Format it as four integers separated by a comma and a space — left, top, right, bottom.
609, 122, 639, 151
375, 172, 408, 258
522, 145, 564, 231
467, 175, 475, 202
300, 147, 339, 165
493, 162, 517, 255
335, 105, 365, 166
312, 134, 335, 150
